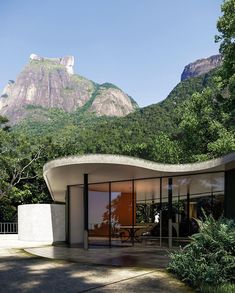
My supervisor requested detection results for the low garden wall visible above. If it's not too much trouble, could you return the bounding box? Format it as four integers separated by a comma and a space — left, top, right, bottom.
18, 204, 65, 242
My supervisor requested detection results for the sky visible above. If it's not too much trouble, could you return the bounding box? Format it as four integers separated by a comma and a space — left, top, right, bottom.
0, 0, 223, 107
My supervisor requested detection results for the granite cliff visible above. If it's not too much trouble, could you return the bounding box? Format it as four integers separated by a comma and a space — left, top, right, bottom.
0, 54, 138, 123
181, 54, 222, 81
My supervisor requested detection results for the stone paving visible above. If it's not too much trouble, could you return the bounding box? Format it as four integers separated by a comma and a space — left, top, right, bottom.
25, 245, 170, 268
0, 237, 195, 293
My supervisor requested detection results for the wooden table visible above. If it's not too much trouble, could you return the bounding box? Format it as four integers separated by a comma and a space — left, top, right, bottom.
119, 225, 147, 243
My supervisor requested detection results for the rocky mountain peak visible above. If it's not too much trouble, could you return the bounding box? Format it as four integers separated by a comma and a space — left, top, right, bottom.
181, 54, 222, 81
0, 54, 138, 124
29, 53, 74, 75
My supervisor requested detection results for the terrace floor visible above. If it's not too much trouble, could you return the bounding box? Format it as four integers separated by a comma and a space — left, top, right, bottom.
0, 236, 194, 292
25, 244, 170, 269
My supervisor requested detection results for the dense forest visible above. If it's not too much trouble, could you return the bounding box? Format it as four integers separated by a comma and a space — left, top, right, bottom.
0, 0, 234, 221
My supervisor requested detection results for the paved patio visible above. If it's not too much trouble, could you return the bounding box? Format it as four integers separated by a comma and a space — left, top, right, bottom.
25, 245, 170, 268
0, 237, 194, 292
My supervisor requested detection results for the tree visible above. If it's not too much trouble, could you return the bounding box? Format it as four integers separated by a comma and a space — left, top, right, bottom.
216, 0, 235, 82
216, 0, 235, 124
0, 133, 41, 198
150, 133, 182, 164
178, 87, 235, 161
0, 125, 52, 221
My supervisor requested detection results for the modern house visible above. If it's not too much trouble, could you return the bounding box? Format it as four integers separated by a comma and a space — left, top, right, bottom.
43, 153, 235, 249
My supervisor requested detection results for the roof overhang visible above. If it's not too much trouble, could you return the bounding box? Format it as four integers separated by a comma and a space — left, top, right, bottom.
43, 153, 235, 202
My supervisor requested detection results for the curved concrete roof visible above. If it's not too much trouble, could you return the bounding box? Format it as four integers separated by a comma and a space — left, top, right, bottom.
43, 152, 235, 202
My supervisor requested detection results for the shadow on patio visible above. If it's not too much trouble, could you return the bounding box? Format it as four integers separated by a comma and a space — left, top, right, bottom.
0, 248, 194, 293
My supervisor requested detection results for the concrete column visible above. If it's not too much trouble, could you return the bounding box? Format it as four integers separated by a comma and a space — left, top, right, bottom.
65, 186, 70, 243
69, 186, 84, 245
108, 182, 112, 248
84, 174, 89, 250
168, 177, 173, 249
160, 178, 162, 247
131, 180, 135, 246
187, 190, 190, 235
225, 169, 235, 220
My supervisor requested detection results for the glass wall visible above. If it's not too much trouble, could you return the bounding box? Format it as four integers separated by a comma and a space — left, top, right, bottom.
85, 171, 224, 248
172, 176, 191, 239
135, 178, 160, 224
134, 178, 162, 244
189, 172, 224, 220
171, 172, 224, 240
110, 181, 133, 245
88, 183, 109, 246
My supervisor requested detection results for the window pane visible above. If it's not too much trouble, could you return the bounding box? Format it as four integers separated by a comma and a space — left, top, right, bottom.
135, 179, 160, 224
88, 183, 109, 246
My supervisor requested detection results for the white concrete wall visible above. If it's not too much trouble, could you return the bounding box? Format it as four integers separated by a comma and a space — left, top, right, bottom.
18, 204, 65, 242
69, 186, 84, 244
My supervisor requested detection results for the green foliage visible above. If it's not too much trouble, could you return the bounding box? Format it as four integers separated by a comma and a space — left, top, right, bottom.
0, 196, 17, 222
177, 86, 235, 161
216, 0, 235, 83
24, 104, 45, 110
0, 121, 52, 220
78, 86, 100, 113
149, 132, 182, 163
208, 128, 235, 154
216, 0, 235, 128
161, 68, 219, 113
100, 82, 120, 90
0, 116, 9, 125
175, 0, 235, 162
199, 283, 235, 293
168, 215, 235, 288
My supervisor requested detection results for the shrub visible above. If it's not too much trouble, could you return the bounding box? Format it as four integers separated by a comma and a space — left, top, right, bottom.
168, 214, 235, 288
199, 283, 235, 293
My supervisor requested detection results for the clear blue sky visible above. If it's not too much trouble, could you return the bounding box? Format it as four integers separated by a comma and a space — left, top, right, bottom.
0, 0, 223, 107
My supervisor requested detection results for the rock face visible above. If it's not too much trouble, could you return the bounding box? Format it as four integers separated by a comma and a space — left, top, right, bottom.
89, 83, 136, 117
181, 54, 222, 81
30, 54, 74, 75
0, 54, 138, 123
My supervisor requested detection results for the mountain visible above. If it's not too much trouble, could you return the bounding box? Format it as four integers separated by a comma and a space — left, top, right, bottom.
161, 67, 218, 113
181, 54, 222, 81
15, 56, 219, 144
0, 54, 138, 123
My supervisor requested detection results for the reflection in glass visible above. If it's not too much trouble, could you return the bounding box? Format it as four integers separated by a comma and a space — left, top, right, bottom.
135, 179, 160, 224
110, 181, 133, 245
86, 171, 225, 247
111, 181, 133, 226
88, 183, 109, 246
172, 172, 224, 238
